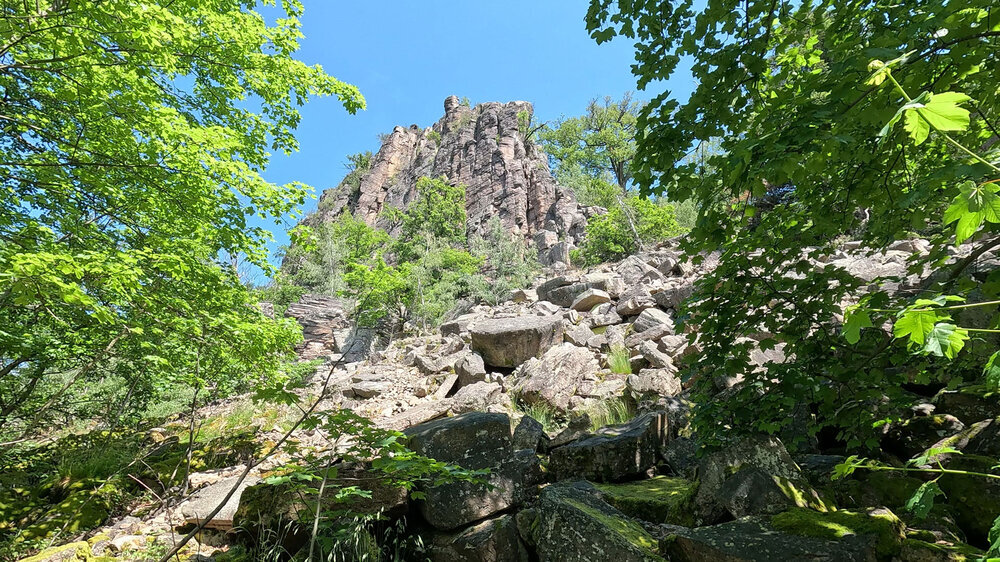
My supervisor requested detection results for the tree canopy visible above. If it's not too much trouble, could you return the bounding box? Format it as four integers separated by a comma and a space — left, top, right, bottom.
587, 0, 1000, 448
0, 0, 364, 435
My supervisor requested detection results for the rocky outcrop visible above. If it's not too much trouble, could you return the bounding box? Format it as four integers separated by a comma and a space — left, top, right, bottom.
302, 96, 590, 266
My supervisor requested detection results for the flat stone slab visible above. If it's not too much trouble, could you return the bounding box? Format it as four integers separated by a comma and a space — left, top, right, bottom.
180, 473, 260, 530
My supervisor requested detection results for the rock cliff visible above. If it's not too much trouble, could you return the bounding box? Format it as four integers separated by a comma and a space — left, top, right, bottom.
304, 96, 591, 265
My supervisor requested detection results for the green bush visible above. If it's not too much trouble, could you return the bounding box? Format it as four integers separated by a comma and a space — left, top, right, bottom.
575, 196, 684, 266
469, 217, 540, 305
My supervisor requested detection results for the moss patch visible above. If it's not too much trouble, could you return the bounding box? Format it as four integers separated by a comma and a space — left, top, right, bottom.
901, 538, 984, 561
595, 477, 698, 526
564, 498, 662, 556
771, 507, 905, 558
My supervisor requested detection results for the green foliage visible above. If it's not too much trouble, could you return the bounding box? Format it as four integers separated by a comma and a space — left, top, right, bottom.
587, 0, 1000, 450
427, 129, 442, 146
553, 163, 621, 208
342, 151, 374, 194
0, 0, 362, 438
586, 397, 636, 431
575, 197, 683, 265
606, 346, 632, 375
469, 217, 540, 306
540, 93, 642, 191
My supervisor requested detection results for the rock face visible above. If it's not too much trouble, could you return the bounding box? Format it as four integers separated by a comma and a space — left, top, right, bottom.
470, 315, 564, 368
525, 483, 666, 562
549, 412, 670, 482
512, 343, 600, 412
300, 96, 589, 266
404, 412, 543, 530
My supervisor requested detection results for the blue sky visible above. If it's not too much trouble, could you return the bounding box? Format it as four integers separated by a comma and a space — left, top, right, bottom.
254, 1, 695, 278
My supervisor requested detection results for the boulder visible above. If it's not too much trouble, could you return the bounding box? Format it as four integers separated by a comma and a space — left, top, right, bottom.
510, 288, 538, 303
653, 283, 693, 311
429, 514, 528, 562
470, 315, 564, 368
404, 412, 512, 471
449, 381, 503, 414
513, 343, 600, 413
512, 415, 548, 453
636, 341, 674, 369
616, 255, 661, 285
418, 449, 543, 530
404, 413, 542, 530
182, 475, 261, 530
618, 295, 657, 317
633, 308, 674, 333
528, 483, 666, 561
882, 414, 965, 461
932, 386, 1000, 425
626, 369, 682, 400
455, 352, 487, 386
693, 435, 801, 524
659, 509, 902, 561
549, 412, 669, 482
564, 323, 596, 346
571, 288, 612, 311
538, 274, 625, 307
594, 476, 698, 526
717, 468, 831, 518
441, 313, 481, 337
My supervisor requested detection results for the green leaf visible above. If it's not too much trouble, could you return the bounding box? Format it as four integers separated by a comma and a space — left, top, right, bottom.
987, 514, 1000, 557
917, 92, 972, 133
894, 309, 944, 346
922, 323, 968, 359
905, 480, 944, 520
985, 351, 1000, 391
904, 109, 931, 145
843, 307, 873, 344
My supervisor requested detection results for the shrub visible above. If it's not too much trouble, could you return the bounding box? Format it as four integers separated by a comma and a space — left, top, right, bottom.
469, 217, 540, 305
575, 196, 684, 265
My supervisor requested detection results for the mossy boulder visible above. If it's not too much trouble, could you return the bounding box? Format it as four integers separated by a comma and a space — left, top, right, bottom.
937, 454, 1000, 544
932, 385, 1000, 425
882, 415, 965, 461
594, 476, 698, 526
530, 483, 665, 561
770, 506, 906, 559
15, 479, 119, 542
693, 435, 802, 524
899, 538, 984, 561
659, 517, 875, 561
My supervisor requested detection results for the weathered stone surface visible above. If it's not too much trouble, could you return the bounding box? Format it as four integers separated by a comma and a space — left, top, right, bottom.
512, 415, 548, 452
419, 449, 543, 530
633, 308, 674, 333
616, 255, 661, 285
282, 294, 351, 361
564, 323, 596, 346
470, 315, 564, 368
404, 412, 512, 470
302, 97, 587, 257
694, 435, 801, 524
882, 414, 965, 460
529, 483, 666, 561
932, 386, 1000, 425
594, 476, 698, 526
653, 283, 693, 311
538, 274, 625, 307
429, 514, 528, 562
510, 288, 538, 303
513, 343, 600, 412
441, 313, 482, 337
182, 475, 261, 530
636, 340, 674, 369
626, 369, 682, 400
233, 465, 406, 552
455, 352, 487, 386
405, 413, 541, 530
449, 381, 503, 414
659, 513, 891, 562
571, 288, 612, 311
717, 468, 830, 518
549, 412, 669, 482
